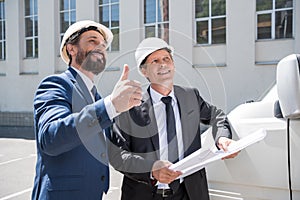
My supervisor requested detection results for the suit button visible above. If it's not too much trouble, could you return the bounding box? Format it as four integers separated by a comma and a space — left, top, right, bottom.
101, 153, 106, 158
101, 176, 105, 181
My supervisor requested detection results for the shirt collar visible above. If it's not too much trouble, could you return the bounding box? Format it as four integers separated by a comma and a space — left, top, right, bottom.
150, 86, 176, 105
71, 66, 95, 92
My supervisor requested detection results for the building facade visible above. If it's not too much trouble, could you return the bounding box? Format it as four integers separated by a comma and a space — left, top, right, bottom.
0, 0, 299, 130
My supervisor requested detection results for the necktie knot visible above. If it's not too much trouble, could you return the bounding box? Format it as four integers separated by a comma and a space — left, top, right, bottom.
161, 96, 172, 105
91, 85, 97, 96
91, 85, 101, 101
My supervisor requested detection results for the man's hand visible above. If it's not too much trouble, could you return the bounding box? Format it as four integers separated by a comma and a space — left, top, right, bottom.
151, 160, 182, 184
111, 64, 142, 113
217, 137, 240, 160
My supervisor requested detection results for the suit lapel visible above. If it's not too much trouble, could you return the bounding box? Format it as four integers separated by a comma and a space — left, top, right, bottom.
174, 86, 191, 157
65, 67, 94, 104
143, 88, 160, 158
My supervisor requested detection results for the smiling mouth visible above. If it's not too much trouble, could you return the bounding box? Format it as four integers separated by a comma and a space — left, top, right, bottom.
157, 70, 171, 75
91, 51, 104, 60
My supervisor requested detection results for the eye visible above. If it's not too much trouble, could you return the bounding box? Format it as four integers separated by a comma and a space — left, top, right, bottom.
164, 57, 171, 62
151, 59, 158, 64
88, 39, 97, 45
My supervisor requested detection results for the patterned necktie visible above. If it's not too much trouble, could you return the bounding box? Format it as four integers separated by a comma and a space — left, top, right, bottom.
161, 96, 180, 191
91, 85, 101, 101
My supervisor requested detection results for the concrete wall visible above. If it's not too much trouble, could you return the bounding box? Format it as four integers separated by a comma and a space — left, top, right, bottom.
0, 0, 299, 128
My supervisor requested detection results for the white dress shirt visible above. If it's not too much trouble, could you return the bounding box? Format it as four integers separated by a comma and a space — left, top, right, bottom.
150, 87, 184, 189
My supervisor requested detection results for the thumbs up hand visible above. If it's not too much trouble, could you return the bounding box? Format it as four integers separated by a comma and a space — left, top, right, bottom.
111, 64, 142, 113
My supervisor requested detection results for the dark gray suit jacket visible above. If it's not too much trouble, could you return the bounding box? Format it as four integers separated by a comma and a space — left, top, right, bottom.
109, 85, 231, 200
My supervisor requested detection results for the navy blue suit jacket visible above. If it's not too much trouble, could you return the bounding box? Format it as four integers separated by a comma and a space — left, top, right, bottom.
32, 67, 112, 200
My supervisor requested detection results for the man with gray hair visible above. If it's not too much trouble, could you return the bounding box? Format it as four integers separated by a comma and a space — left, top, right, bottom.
110, 37, 239, 200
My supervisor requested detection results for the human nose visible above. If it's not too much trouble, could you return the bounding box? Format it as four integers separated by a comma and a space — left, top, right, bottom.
95, 42, 107, 51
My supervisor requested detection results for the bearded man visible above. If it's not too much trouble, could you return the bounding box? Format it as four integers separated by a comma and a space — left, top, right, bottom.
31, 20, 142, 200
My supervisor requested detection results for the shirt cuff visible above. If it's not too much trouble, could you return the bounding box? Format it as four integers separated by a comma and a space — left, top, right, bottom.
104, 95, 120, 120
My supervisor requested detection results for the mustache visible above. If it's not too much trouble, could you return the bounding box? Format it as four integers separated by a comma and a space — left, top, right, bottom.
85, 50, 105, 59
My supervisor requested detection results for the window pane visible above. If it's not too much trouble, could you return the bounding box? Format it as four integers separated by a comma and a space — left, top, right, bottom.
3, 22, 5, 40
25, 0, 31, 16
196, 20, 208, 44
212, 18, 226, 44
26, 39, 33, 57
111, 0, 119, 3
111, 4, 119, 27
3, 41, 5, 59
257, 13, 271, 39
70, 0, 76, 9
276, 0, 293, 9
195, 0, 209, 18
60, 13, 69, 33
35, 38, 38, 57
275, 10, 293, 38
99, 6, 109, 27
111, 28, 119, 51
157, 0, 169, 22
34, 16, 38, 36
25, 18, 33, 37
0, 22, 2, 39
0, 3, 5, 19
70, 11, 76, 23
33, 0, 37, 15
158, 23, 169, 43
60, 0, 69, 11
144, 0, 156, 23
211, 0, 226, 16
0, 42, 3, 60
145, 25, 155, 38
99, 0, 110, 4
256, 0, 272, 11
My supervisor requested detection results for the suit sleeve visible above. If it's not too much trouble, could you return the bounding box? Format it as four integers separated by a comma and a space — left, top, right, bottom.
108, 109, 156, 186
34, 75, 113, 156
193, 89, 232, 143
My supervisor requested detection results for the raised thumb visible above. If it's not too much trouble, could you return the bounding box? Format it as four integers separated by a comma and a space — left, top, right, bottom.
120, 64, 129, 81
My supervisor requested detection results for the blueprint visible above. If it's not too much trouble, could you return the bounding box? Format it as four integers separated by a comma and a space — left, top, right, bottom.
169, 129, 267, 179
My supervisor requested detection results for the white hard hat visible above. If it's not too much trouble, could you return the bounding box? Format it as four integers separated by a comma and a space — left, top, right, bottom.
60, 20, 113, 64
135, 37, 174, 69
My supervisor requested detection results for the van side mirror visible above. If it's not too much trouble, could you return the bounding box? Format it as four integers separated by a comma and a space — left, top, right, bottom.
277, 54, 300, 119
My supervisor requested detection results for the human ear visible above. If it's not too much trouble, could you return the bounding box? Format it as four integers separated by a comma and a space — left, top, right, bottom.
66, 44, 77, 57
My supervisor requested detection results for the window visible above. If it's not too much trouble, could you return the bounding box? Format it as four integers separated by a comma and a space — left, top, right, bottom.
0, 1, 5, 60
99, 0, 119, 51
60, 0, 76, 41
24, 0, 38, 58
195, 0, 226, 45
256, 0, 293, 40
144, 0, 169, 43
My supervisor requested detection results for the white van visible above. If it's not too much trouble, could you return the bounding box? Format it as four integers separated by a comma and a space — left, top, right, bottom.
203, 54, 300, 200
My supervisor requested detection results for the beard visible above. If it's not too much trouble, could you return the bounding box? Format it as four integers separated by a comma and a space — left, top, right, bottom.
76, 47, 107, 75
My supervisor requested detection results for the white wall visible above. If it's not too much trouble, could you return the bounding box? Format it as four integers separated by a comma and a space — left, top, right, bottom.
0, 0, 299, 114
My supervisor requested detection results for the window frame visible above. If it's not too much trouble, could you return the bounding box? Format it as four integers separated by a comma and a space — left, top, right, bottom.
256, 0, 294, 40
59, 0, 76, 42
98, 0, 120, 51
144, 0, 170, 43
0, 1, 5, 60
194, 0, 226, 45
24, 0, 38, 58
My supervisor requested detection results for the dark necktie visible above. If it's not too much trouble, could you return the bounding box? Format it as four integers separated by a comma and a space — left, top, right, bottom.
91, 85, 101, 101
161, 96, 180, 191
